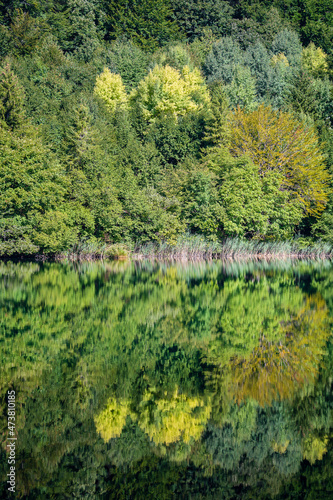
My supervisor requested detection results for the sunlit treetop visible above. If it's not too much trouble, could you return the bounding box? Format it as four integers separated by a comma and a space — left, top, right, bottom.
270, 52, 289, 68
94, 67, 128, 112
301, 42, 329, 78
94, 397, 131, 442
129, 64, 211, 123
136, 386, 211, 445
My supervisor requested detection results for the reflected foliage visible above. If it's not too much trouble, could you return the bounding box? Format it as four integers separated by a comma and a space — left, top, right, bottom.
0, 261, 332, 498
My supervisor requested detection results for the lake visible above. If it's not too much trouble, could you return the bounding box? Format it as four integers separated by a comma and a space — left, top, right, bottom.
1, 260, 332, 499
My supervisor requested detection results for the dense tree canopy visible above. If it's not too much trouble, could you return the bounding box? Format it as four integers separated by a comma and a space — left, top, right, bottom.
0, 0, 332, 252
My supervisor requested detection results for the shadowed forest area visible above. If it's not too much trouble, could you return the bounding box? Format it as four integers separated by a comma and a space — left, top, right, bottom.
1, 0, 333, 258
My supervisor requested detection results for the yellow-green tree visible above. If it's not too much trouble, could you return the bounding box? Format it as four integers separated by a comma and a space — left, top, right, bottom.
270, 53, 289, 68
302, 434, 329, 464
94, 397, 131, 442
229, 105, 330, 217
129, 65, 210, 123
94, 68, 128, 112
137, 387, 211, 445
301, 43, 329, 78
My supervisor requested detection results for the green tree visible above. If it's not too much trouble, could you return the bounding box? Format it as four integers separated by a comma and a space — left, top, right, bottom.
147, 113, 206, 167
181, 169, 224, 239
170, 0, 233, 41
203, 37, 244, 84
104, 38, 149, 89
189, 28, 218, 67
230, 7, 287, 49
206, 149, 267, 238
286, 71, 333, 127
152, 43, 195, 72
204, 82, 230, 148
0, 125, 75, 254
271, 29, 303, 67
0, 61, 25, 130
244, 41, 271, 99
64, 102, 123, 242
225, 65, 257, 111
103, 0, 179, 51
6, 9, 48, 56
273, 0, 333, 57
66, 0, 103, 62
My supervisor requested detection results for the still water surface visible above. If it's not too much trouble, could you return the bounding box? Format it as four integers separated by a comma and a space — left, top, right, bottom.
1, 260, 333, 499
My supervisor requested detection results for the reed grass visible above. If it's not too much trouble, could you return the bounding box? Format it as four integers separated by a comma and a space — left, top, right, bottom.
60, 239, 108, 262
34, 235, 333, 262
132, 235, 333, 261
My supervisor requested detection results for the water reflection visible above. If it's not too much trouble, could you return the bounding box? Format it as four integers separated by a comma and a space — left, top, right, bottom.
0, 260, 332, 498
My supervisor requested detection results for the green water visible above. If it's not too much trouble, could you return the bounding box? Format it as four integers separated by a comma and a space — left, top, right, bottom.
1, 260, 333, 499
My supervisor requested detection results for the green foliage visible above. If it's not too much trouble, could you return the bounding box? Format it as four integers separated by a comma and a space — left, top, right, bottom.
273, 0, 333, 57
147, 113, 205, 166
181, 169, 224, 239
189, 28, 218, 68
65, 0, 103, 62
152, 43, 194, 72
104, 0, 179, 51
242, 42, 292, 108
229, 105, 330, 218
0, 0, 332, 254
0, 125, 76, 254
170, 0, 233, 42
230, 7, 287, 49
205, 144, 315, 240
271, 29, 303, 67
244, 41, 271, 99
204, 37, 244, 84
208, 151, 266, 237
5, 9, 48, 56
204, 82, 230, 147
225, 64, 257, 110
104, 38, 149, 89
0, 61, 25, 129
286, 71, 333, 126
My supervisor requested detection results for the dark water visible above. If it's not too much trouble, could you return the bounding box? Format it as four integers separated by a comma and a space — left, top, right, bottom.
1, 260, 333, 499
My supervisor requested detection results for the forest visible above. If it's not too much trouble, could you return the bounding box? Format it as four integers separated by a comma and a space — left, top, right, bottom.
0, 0, 333, 256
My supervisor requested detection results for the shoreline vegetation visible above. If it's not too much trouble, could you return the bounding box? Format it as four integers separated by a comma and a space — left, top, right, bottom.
2, 236, 333, 263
